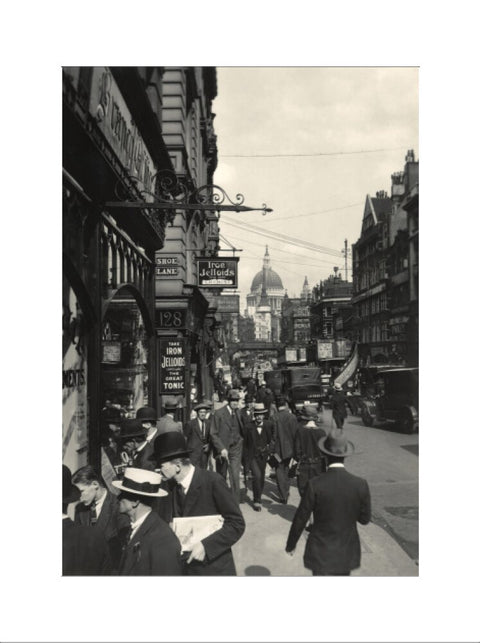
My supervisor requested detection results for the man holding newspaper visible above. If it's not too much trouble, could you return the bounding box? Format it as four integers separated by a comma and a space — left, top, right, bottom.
149, 432, 245, 575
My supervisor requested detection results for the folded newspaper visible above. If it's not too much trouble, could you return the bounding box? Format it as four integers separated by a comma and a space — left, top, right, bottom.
172, 515, 224, 552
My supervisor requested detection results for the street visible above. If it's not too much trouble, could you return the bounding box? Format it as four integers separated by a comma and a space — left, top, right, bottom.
231, 406, 419, 576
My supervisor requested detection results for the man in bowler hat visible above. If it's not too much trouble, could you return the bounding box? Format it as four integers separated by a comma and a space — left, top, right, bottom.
286, 429, 371, 576
157, 397, 183, 435
113, 467, 183, 575
150, 432, 245, 575
134, 406, 159, 469
270, 396, 299, 504
184, 400, 213, 469
210, 389, 244, 502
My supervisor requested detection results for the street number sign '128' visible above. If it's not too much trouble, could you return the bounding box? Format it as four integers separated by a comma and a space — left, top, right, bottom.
156, 310, 186, 329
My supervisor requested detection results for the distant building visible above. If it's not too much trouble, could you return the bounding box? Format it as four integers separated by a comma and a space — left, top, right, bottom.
246, 246, 285, 341
311, 267, 353, 340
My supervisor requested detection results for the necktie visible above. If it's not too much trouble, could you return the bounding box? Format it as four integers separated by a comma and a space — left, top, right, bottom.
201, 420, 206, 439
175, 483, 185, 516
90, 502, 97, 526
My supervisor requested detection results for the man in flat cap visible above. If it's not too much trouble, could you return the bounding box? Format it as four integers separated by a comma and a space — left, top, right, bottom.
184, 400, 213, 469
286, 429, 371, 576
210, 389, 244, 502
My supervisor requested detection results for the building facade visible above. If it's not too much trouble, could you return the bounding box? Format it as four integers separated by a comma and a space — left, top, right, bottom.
246, 246, 285, 341
310, 268, 353, 340
352, 150, 419, 366
63, 66, 223, 477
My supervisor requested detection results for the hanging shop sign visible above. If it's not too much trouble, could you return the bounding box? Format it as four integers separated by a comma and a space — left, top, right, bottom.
196, 257, 239, 288
203, 292, 240, 313
159, 338, 186, 394
89, 68, 155, 197
155, 255, 180, 277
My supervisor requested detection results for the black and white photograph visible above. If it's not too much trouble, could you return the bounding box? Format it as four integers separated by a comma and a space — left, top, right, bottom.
3, 3, 480, 643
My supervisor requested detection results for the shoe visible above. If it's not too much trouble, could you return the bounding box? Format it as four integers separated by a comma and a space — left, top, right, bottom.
272, 494, 288, 504
253, 503, 262, 512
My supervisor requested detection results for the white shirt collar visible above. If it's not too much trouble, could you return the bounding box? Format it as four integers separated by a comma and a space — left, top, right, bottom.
130, 509, 152, 539
94, 488, 107, 515
327, 463, 345, 469
178, 464, 195, 495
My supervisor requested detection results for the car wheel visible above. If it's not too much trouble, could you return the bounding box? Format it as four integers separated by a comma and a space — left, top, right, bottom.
398, 409, 416, 434
361, 410, 374, 427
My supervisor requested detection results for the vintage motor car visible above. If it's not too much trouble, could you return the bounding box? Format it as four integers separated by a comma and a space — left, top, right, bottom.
359, 367, 419, 434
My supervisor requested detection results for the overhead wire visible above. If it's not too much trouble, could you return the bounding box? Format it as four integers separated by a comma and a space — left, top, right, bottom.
219, 146, 408, 159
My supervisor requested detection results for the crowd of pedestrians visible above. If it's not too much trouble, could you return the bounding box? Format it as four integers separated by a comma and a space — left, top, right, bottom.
63, 378, 371, 577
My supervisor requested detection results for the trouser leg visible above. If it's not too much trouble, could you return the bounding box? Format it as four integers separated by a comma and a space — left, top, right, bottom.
275, 459, 290, 502
216, 457, 228, 479
250, 457, 266, 503
227, 440, 243, 503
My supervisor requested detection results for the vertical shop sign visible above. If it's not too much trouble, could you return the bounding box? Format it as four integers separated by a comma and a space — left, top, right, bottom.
159, 338, 186, 394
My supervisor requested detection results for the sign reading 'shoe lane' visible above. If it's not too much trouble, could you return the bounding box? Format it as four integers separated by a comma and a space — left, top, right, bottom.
196, 258, 239, 288
159, 339, 186, 394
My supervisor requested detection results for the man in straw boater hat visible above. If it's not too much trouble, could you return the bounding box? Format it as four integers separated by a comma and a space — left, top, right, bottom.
286, 428, 371, 576
62, 465, 111, 575
243, 402, 275, 511
210, 389, 244, 503
112, 467, 183, 575
184, 399, 213, 469
149, 432, 245, 575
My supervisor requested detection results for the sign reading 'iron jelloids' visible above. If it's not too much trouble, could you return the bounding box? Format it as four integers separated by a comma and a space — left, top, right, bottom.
159, 339, 186, 394
197, 258, 239, 288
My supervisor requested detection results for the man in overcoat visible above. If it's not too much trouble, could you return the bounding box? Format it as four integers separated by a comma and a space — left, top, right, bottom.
270, 396, 298, 504
150, 432, 245, 576
184, 400, 213, 469
286, 429, 371, 575
72, 464, 130, 570
330, 382, 348, 428
210, 389, 244, 502
157, 397, 183, 435
112, 467, 183, 576
133, 405, 159, 469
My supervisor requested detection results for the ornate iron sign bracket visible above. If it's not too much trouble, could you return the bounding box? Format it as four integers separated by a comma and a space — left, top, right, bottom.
103, 170, 273, 215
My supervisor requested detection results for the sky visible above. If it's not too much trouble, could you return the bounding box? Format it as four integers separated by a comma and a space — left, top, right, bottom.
212, 67, 419, 310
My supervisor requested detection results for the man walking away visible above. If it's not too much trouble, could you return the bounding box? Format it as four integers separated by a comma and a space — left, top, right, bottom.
285, 429, 371, 576
157, 397, 183, 435
270, 396, 298, 504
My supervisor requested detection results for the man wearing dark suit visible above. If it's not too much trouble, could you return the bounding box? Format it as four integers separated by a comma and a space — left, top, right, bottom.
210, 389, 244, 502
184, 400, 213, 469
62, 465, 111, 576
112, 467, 183, 576
286, 429, 371, 576
72, 464, 130, 570
239, 394, 255, 490
150, 432, 246, 576
271, 396, 299, 504
243, 403, 275, 511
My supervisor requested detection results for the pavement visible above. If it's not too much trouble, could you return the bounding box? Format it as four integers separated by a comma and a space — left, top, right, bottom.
213, 399, 418, 577
232, 474, 418, 577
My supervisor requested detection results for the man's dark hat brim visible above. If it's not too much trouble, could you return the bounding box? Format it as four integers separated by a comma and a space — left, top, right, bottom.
318, 434, 356, 457
120, 418, 147, 440
136, 406, 157, 422
149, 433, 193, 464
194, 401, 212, 411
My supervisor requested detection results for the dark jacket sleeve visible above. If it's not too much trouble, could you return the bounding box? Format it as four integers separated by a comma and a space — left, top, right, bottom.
286, 479, 315, 552
149, 529, 183, 576
201, 475, 246, 562
210, 409, 226, 453
358, 478, 372, 525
